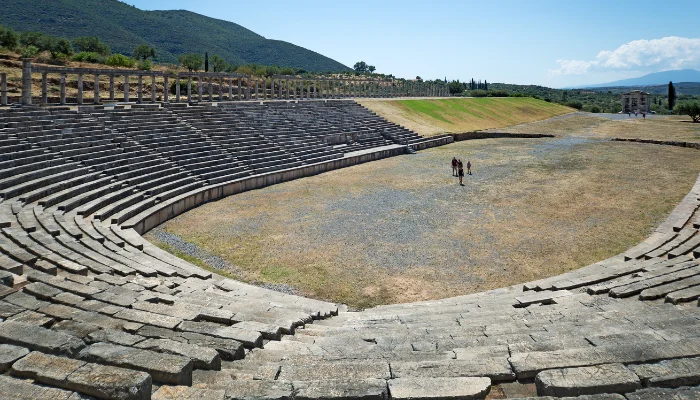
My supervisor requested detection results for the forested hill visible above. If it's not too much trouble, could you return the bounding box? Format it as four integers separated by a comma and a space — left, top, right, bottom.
0, 0, 351, 72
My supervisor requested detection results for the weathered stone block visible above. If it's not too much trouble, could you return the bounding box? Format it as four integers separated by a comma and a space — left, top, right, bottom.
153, 386, 226, 400
78, 342, 193, 385
293, 378, 388, 400
0, 321, 85, 356
0, 343, 29, 372
535, 363, 641, 397
388, 377, 491, 400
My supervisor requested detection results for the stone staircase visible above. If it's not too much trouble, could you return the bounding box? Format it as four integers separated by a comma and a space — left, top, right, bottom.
0, 103, 698, 399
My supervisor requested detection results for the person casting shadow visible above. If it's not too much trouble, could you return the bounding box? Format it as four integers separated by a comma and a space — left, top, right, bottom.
457, 159, 464, 186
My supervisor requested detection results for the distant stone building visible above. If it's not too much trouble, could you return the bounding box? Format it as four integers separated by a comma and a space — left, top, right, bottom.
621, 90, 650, 114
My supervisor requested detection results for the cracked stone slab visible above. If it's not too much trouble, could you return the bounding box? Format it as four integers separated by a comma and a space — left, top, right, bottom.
10, 350, 151, 400
390, 358, 515, 382
65, 361, 152, 400
292, 378, 388, 400
535, 363, 641, 396
509, 339, 700, 379
629, 356, 700, 387
177, 320, 262, 348
0, 321, 85, 356
0, 374, 77, 400
78, 342, 193, 385
278, 359, 391, 381
135, 338, 221, 370
0, 343, 29, 372
388, 377, 491, 400
508, 395, 626, 400
224, 380, 293, 400
624, 386, 700, 400
153, 386, 226, 400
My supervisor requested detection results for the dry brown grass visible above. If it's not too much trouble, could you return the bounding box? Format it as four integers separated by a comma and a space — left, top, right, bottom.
495, 112, 700, 143
148, 114, 700, 309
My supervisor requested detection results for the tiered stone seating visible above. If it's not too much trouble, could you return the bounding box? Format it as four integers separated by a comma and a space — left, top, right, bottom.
1, 102, 699, 399
170, 104, 309, 175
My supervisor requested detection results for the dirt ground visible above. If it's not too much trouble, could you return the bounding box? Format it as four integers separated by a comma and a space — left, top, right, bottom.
492, 112, 700, 143
147, 114, 700, 309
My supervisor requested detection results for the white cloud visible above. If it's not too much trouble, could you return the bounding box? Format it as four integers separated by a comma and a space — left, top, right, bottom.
550, 36, 700, 75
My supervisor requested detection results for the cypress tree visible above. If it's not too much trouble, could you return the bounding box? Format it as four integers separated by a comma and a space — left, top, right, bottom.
484, 80, 488, 90
668, 81, 676, 110
205, 52, 209, 73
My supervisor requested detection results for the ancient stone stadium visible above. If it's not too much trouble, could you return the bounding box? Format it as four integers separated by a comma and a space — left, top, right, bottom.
0, 62, 699, 400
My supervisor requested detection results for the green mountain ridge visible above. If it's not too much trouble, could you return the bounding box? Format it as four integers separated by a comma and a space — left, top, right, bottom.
0, 0, 351, 72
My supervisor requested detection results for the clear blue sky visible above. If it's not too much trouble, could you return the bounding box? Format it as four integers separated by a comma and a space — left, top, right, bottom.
123, 0, 699, 88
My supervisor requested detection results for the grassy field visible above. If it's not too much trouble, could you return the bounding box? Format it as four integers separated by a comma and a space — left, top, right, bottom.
146, 114, 700, 309
357, 97, 574, 136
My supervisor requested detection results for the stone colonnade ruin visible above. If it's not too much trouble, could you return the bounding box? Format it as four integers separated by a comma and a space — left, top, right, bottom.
18, 59, 450, 106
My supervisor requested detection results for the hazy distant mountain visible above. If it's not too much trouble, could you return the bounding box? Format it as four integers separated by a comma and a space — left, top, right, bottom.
578, 69, 700, 88
0, 0, 350, 72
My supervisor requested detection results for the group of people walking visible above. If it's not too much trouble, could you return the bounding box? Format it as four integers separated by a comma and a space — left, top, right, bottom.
451, 157, 471, 186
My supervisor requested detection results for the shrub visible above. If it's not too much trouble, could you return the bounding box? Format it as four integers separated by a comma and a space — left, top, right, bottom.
0, 25, 18, 50
468, 90, 488, 97
73, 36, 110, 56
21, 45, 39, 58
675, 101, 700, 122
565, 100, 583, 110
137, 59, 152, 71
589, 105, 601, 113
544, 97, 551, 102
105, 53, 137, 68
72, 51, 104, 63
487, 89, 509, 97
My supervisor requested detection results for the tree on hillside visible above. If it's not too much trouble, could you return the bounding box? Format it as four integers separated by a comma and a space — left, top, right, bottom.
668, 81, 677, 110
0, 25, 19, 50
19, 31, 46, 48
204, 52, 209, 72
353, 61, 367, 73
73, 36, 110, 55
675, 101, 700, 122
50, 38, 74, 58
368, 65, 375, 74
562, 90, 568, 102
210, 54, 227, 72
179, 53, 203, 71
133, 44, 155, 61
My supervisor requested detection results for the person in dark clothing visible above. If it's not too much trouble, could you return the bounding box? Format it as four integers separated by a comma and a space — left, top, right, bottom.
451, 157, 458, 176
457, 159, 464, 185
466, 160, 472, 175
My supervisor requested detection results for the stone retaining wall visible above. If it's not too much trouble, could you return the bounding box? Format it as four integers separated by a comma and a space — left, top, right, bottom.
124, 146, 413, 234
612, 138, 700, 150
452, 131, 555, 141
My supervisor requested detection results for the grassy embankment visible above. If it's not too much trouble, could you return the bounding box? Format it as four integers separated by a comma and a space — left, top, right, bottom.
358, 97, 574, 136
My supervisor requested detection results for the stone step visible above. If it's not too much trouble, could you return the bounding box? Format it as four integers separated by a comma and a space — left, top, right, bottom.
509, 338, 700, 379
535, 363, 641, 397
0, 374, 80, 400
78, 342, 193, 385
0, 320, 85, 356
388, 377, 491, 400
628, 356, 700, 388
10, 351, 152, 400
